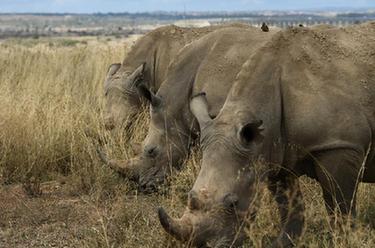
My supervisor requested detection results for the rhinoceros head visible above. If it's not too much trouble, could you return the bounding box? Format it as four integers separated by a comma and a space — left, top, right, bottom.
109, 80, 196, 191
131, 83, 194, 191
100, 81, 194, 192
158, 93, 265, 246
103, 63, 145, 130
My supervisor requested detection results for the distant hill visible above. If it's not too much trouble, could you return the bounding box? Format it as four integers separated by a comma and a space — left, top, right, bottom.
0, 10, 374, 39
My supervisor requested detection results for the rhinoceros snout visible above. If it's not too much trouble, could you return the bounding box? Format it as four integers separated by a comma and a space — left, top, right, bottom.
188, 190, 204, 210
138, 165, 167, 193
138, 181, 158, 193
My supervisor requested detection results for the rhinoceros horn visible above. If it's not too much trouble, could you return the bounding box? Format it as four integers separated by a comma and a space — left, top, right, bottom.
96, 147, 138, 179
158, 207, 193, 241
190, 92, 212, 130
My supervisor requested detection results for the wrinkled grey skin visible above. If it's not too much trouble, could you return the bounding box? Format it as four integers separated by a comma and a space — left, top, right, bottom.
103, 24, 249, 131
104, 26, 279, 191
159, 22, 375, 247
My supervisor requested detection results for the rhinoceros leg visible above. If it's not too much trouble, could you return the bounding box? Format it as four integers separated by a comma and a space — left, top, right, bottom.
314, 149, 362, 227
268, 174, 305, 247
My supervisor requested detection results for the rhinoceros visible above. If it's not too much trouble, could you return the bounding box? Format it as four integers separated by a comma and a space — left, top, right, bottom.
103, 24, 248, 130
158, 22, 375, 247
100, 25, 279, 191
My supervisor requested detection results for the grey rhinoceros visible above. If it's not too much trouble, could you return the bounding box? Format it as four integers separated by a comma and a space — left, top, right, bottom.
100, 25, 279, 190
103, 23, 248, 131
158, 22, 375, 247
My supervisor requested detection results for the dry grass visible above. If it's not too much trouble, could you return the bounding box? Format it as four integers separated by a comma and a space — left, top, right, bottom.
0, 37, 375, 247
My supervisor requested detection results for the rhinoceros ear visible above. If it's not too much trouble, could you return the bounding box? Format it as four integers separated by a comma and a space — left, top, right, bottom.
123, 63, 146, 89
239, 120, 264, 145
137, 83, 162, 108
106, 63, 121, 77
190, 92, 212, 130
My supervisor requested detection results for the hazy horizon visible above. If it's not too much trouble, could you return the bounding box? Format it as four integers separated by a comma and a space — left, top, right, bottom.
1, 0, 375, 14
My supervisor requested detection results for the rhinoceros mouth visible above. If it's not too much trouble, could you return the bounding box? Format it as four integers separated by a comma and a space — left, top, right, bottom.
138, 165, 167, 192
97, 146, 179, 193
158, 195, 251, 246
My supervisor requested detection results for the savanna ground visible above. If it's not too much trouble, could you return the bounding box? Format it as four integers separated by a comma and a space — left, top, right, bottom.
0, 35, 375, 248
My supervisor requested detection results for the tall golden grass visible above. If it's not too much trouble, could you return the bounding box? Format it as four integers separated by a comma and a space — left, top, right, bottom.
0, 38, 375, 247
0, 39, 125, 190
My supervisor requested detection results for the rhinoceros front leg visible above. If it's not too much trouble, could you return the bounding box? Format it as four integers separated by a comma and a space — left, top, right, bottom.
314, 149, 362, 228
267, 174, 305, 248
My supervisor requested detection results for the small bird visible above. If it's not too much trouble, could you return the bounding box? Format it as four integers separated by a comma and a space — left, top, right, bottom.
261, 22, 269, 32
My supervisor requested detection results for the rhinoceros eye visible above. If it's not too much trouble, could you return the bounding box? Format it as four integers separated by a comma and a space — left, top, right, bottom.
144, 145, 159, 158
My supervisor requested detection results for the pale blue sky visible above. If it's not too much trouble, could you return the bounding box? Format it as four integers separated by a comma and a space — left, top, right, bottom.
1, 0, 375, 13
